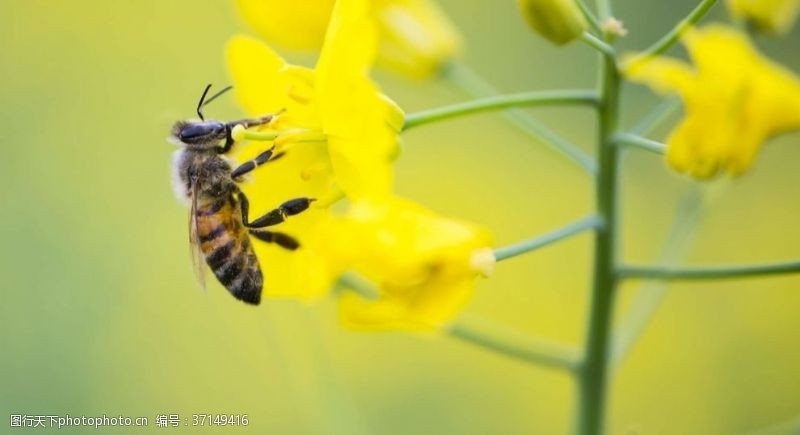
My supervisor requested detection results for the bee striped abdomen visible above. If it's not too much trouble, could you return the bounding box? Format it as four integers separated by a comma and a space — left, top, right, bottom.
196, 198, 263, 304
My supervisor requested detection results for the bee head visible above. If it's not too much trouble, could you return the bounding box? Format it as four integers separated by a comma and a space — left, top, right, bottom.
170, 84, 235, 149
171, 120, 228, 148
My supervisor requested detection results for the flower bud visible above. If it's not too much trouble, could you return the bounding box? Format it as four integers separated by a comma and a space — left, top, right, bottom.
375, 0, 462, 78
516, 0, 588, 45
726, 0, 799, 35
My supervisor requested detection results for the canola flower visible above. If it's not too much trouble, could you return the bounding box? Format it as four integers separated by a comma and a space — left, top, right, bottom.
214, 0, 800, 433
301, 197, 493, 331
235, 0, 461, 78
226, 0, 403, 296
625, 25, 800, 178
727, 0, 800, 34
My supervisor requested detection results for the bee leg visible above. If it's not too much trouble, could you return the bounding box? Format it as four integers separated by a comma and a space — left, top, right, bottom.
219, 112, 281, 154
248, 229, 300, 250
238, 193, 315, 228
230, 147, 285, 180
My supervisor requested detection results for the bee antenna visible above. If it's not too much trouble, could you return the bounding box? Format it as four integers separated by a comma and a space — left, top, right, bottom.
196, 84, 213, 121
202, 85, 233, 109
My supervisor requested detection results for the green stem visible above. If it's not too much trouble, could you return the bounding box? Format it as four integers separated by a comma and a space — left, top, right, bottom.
338, 273, 582, 372
494, 215, 603, 262
611, 187, 705, 370
577, 48, 621, 435
626, 0, 719, 66
447, 315, 581, 372
336, 272, 379, 299
597, 0, 612, 21
444, 62, 597, 174
581, 32, 616, 56
576, 0, 602, 35
618, 260, 800, 281
613, 133, 666, 154
403, 90, 600, 130
629, 97, 681, 136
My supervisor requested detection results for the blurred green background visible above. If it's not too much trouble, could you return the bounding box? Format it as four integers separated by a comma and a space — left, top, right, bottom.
1, 0, 799, 434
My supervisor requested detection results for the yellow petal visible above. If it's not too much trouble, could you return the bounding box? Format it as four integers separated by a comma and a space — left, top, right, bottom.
234, 139, 337, 298
726, 0, 800, 34
623, 54, 695, 96
326, 197, 492, 331
235, 0, 335, 50
225, 35, 320, 129
628, 25, 800, 178
374, 0, 462, 78
315, 0, 398, 199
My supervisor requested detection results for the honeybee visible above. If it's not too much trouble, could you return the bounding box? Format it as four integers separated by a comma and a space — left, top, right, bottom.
170, 84, 313, 304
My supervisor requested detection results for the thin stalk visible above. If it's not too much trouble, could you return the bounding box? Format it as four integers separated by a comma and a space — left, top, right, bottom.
613, 133, 666, 155
337, 273, 583, 372
444, 62, 597, 174
576, 0, 602, 35
629, 97, 681, 136
618, 260, 800, 281
336, 272, 379, 299
403, 90, 600, 130
577, 48, 621, 435
447, 315, 581, 372
625, 0, 719, 66
597, 0, 612, 21
494, 215, 603, 262
581, 32, 616, 56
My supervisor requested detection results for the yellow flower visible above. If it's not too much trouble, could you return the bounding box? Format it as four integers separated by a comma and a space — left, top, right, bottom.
624, 25, 800, 178
303, 197, 493, 331
225, 0, 403, 297
727, 0, 800, 34
235, 0, 461, 78
516, 0, 588, 45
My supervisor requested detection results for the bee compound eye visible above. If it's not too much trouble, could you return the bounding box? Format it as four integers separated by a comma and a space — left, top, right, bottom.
179, 122, 224, 142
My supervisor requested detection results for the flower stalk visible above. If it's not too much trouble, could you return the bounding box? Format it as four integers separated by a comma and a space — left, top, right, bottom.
613, 133, 667, 154
494, 215, 603, 262
446, 315, 581, 372
618, 260, 800, 281
624, 0, 719, 67
444, 62, 597, 174
403, 90, 600, 130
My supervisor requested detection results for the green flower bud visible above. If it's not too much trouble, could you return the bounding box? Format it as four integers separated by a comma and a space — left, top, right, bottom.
516, 0, 588, 45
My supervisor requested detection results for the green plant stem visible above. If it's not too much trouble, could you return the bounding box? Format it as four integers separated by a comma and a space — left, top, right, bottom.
618, 260, 800, 281
613, 133, 666, 154
444, 62, 597, 174
494, 215, 603, 262
629, 97, 681, 136
611, 187, 705, 369
597, 0, 612, 20
447, 315, 581, 372
581, 32, 616, 56
577, 45, 621, 435
576, 0, 602, 35
336, 272, 379, 299
627, 0, 719, 65
403, 90, 600, 131
336, 273, 582, 372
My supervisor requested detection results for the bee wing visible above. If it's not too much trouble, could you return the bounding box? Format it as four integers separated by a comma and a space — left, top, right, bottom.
189, 179, 207, 292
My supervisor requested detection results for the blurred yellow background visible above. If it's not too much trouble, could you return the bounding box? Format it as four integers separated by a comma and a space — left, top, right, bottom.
1, 0, 799, 434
